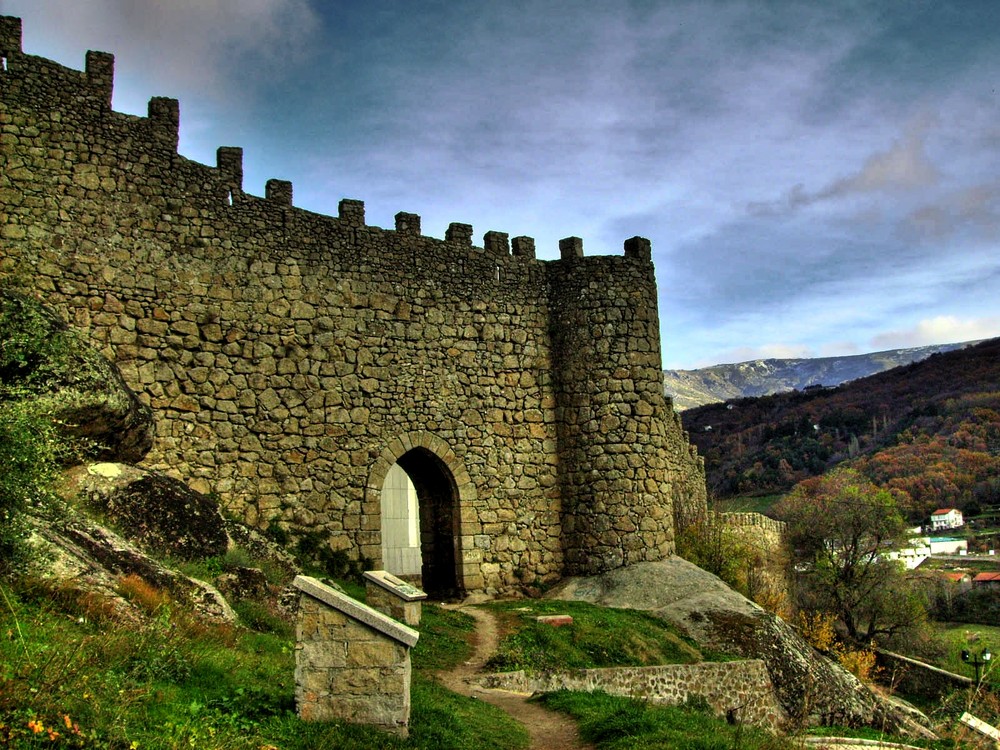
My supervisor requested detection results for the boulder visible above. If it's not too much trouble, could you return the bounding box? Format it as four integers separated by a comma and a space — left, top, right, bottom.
547, 557, 935, 739
223, 518, 299, 580
64, 462, 228, 561
30, 512, 236, 625
215, 566, 270, 603
0, 290, 153, 462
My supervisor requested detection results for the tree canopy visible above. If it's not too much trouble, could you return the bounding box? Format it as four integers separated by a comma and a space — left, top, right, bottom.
773, 468, 925, 644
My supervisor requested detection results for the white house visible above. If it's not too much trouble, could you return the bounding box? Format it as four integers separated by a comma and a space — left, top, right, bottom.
886, 535, 969, 569
928, 537, 968, 555
930, 508, 964, 531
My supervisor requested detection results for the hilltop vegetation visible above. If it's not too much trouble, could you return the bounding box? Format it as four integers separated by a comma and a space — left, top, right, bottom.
682, 338, 1000, 521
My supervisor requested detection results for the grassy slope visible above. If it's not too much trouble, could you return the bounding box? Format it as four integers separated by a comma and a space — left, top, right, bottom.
483, 599, 705, 672
0, 579, 528, 750
933, 622, 1000, 685
1, 572, 981, 750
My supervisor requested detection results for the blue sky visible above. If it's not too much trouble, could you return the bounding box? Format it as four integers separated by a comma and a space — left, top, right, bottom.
3, 0, 998, 368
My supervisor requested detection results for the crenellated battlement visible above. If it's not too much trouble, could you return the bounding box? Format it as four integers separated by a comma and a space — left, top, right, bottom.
0, 15, 21, 59
0, 15, 642, 266
0, 15, 707, 593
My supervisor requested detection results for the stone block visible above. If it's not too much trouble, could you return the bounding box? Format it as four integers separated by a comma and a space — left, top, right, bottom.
536, 614, 573, 627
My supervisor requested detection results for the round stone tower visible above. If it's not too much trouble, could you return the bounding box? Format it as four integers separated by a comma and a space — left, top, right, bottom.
548, 236, 676, 575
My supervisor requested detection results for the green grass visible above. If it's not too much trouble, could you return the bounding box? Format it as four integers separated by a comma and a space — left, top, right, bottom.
483, 599, 705, 673
410, 605, 475, 671
538, 690, 794, 750
0, 579, 527, 749
932, 622, 1000, 686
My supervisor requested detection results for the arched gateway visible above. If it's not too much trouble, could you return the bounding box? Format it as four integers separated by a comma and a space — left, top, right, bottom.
366, 432, 482, 598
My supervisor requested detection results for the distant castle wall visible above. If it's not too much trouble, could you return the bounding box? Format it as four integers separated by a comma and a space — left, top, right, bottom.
0, 16, 707, 594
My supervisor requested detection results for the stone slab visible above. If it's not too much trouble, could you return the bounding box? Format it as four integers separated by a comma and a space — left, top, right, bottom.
293, 575, 419, 648
363, 570, 427, 602
960, 712, 1000, 741
536, 614, 573, 627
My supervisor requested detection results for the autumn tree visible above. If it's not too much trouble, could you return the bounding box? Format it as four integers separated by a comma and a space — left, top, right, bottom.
773, 468, 925, 644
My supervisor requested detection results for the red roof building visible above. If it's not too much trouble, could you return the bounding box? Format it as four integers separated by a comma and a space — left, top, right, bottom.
972, 572, 1000, 588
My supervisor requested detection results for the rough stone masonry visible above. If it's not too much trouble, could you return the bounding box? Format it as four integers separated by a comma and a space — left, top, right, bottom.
0, 15, 707, 596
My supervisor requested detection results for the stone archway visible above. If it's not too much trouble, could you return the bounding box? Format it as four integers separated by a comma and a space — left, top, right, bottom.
366, 432, 483, 598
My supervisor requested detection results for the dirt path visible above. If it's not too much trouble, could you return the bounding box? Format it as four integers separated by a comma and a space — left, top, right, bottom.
436, 605, 594, 750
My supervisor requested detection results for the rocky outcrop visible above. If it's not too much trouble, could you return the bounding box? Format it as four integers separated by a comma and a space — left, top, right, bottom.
0, 290, 153, 462
547, 557, 935, 739
2, 291, 290, 622
30, 512, 236, 624
64, 462, 229, 561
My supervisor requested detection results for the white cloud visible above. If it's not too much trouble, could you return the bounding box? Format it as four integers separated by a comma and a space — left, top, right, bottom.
747, 121, 940, 216
4, 0, 320, 110
870, 316, 1000, 350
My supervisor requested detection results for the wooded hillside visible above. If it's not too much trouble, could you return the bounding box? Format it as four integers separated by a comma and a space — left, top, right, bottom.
681, 338, 1000, 520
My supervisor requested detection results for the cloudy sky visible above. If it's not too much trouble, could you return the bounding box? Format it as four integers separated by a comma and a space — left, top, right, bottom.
4, 1, 998, 368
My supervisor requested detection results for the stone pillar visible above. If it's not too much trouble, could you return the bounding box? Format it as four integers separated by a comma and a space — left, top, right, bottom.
148, 97, 180, 152
395, 212, 421, 235
293, 575, 419, 737
363, 570, 427, 626
483, 230, 510, 256
85, 50, 114, 109
0, 16, 23, 57
445, 222, 473, 246
338, 199, 366, 227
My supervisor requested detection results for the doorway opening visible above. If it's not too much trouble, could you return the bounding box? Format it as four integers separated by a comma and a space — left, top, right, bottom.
379, 447, 461, 599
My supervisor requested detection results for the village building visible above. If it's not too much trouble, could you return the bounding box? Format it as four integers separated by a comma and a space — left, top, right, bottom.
930, 508, 964, 531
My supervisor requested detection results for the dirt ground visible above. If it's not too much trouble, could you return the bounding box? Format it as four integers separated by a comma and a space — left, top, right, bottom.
436, 605, 595, 750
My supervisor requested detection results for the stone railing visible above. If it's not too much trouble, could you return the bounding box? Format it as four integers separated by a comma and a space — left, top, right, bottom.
293, 576, 419, 736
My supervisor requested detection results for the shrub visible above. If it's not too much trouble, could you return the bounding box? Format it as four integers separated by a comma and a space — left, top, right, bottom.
0, 402, 64, 573
795, 610, 880, 682
0, 290, 73, 391
0, 290, 78, 574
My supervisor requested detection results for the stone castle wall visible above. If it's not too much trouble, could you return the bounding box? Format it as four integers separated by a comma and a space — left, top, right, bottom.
0, 16, 707, 594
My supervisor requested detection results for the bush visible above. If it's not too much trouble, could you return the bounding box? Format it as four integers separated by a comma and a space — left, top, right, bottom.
0, 402, 64, 572
676, 513, 791, 617
0, 290, 77, 574
0, 290, 73, 391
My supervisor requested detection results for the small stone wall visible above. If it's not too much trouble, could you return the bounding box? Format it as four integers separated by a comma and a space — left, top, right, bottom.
715, 512, 786, 536
294, 576, 419, 736
482, 660, 783, 729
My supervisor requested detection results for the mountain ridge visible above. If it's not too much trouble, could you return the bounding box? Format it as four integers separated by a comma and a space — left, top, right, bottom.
678, 337, 1000, 504
664, 341, 980, 411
